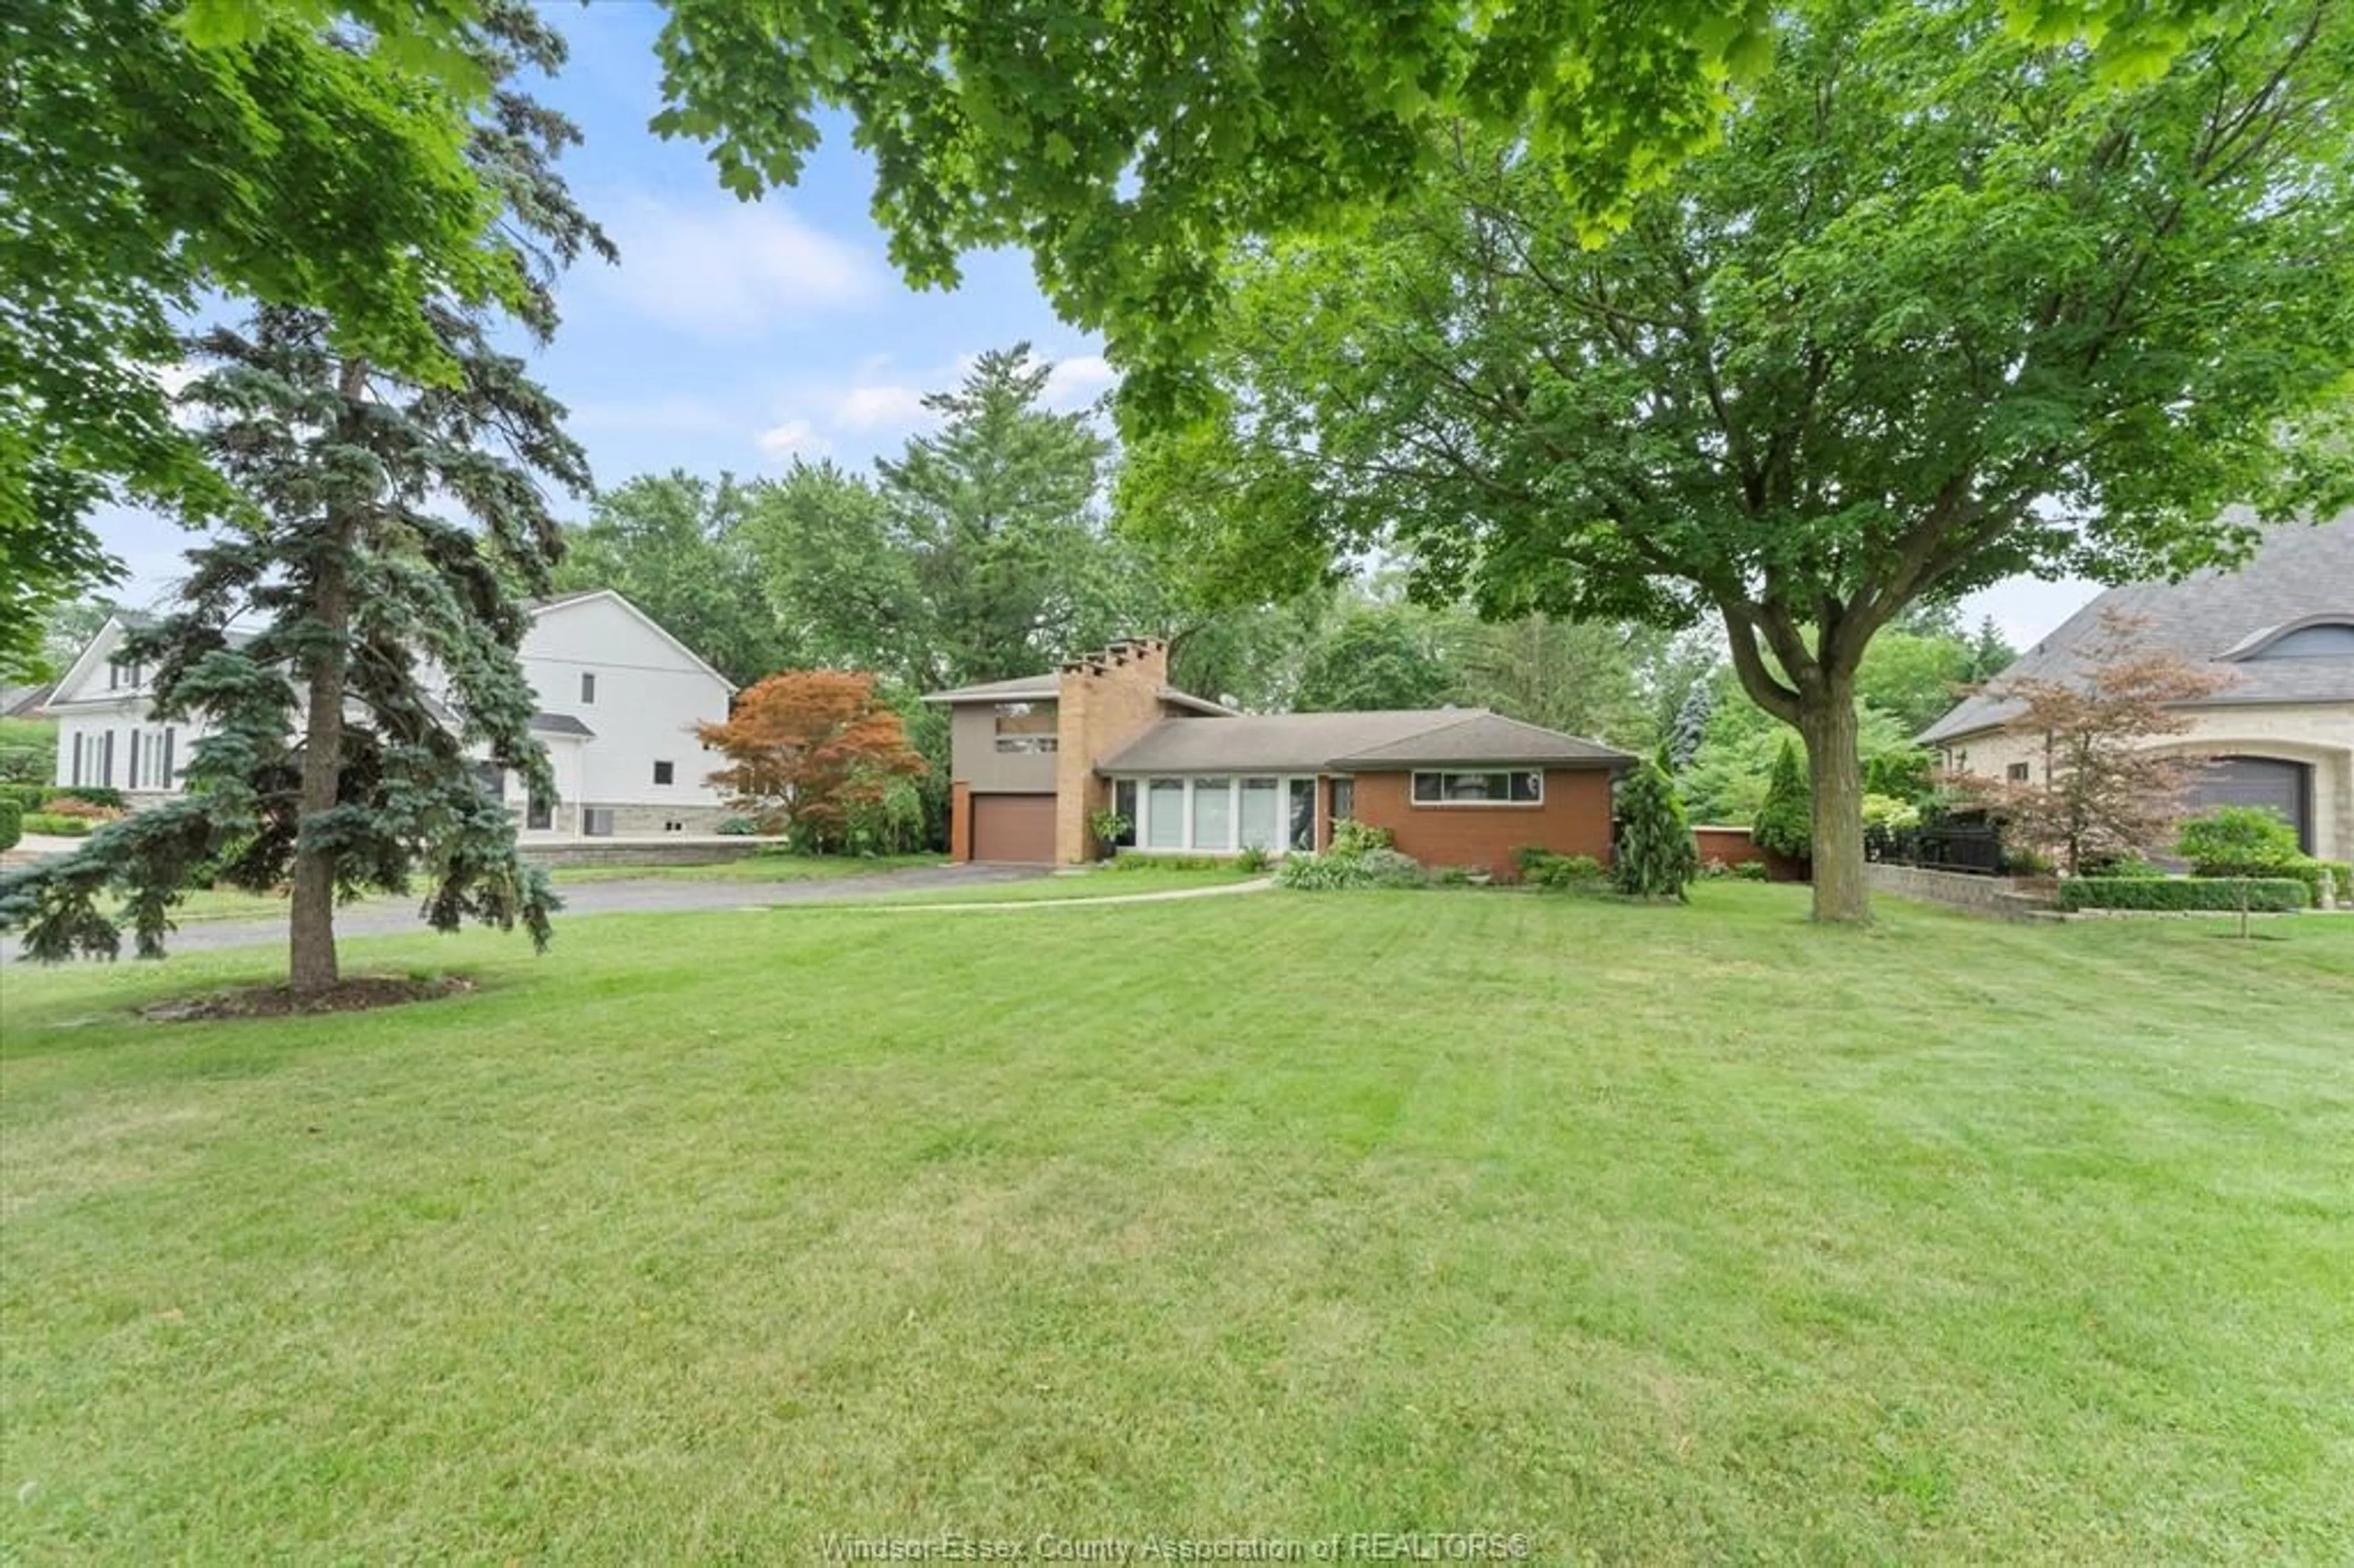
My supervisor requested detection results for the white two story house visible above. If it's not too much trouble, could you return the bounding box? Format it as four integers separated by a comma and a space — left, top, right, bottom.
46, 589, 739, 839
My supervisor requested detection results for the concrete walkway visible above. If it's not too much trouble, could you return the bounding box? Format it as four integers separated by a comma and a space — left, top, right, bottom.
0, 862, 1047, 962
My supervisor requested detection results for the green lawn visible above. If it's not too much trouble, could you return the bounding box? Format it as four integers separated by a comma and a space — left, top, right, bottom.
3, 888, 2349, 1561
848, 863, 1263, 904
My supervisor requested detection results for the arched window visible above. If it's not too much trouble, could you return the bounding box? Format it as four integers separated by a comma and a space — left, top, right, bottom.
2225, 618, 2354, 660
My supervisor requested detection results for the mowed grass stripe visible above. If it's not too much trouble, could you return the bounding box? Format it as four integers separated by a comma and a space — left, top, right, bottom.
2, 886, 2350, 1561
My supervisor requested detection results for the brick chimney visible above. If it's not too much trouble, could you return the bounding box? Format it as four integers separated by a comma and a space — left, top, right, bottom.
1053, 637, 1170, 863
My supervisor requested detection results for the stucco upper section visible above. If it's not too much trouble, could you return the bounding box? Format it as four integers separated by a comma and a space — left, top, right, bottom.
950, 701, 1061, 794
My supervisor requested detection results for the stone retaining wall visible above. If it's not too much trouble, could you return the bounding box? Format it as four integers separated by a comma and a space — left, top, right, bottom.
517, 837, 779, 869
1863, 861, 2046, 918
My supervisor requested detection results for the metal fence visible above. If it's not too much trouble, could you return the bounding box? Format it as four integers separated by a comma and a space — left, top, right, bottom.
1870, 817, 2007, 876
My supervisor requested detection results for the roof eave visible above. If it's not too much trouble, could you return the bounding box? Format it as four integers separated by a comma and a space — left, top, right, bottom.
1325, 753, 1636, 771
920, 684, 1058, 706
1156, 687, 1241, 717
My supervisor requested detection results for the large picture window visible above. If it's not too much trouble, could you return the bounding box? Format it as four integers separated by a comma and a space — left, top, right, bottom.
1190, 777, 1235, 850
1238, 778, 1281, 850
1145, 779, 1186, 848
994, 701, 1059, 753
1130, 775, 1322, 854
1411, 770, 1542, 805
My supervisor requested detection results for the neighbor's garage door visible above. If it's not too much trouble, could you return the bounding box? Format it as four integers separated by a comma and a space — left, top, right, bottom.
2190, 756, 2311, 851
970, 793, 1057, 862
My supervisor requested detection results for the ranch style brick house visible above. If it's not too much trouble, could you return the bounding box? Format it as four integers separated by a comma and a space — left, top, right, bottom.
48, 589, 736, 840
1921, 512, 2354, 862
924, 639, 1637, 875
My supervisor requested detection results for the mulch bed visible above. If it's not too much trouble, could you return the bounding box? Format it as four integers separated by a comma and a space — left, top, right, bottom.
139, 975, 475, 1023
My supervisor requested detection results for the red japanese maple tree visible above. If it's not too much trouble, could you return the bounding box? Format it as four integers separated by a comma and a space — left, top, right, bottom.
1958, 612, 2233, 873
699, 672, 928, 852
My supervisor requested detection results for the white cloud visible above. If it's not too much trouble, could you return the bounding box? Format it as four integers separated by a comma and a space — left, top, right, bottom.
746, 343, 1118, 465
589, 192, 883, 335
1043, 353, 1118, 408
755, 418, 831, 461
148, 360, 202, 397
831, 382, 932, 432
567, 394, 746, 438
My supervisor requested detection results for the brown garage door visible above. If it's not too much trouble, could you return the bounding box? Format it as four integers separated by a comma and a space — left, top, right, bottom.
970, 793, 1057, 862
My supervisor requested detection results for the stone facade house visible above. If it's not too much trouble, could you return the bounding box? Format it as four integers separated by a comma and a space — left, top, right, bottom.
924, 639, 1636, 877
1921, 514, 2354, 861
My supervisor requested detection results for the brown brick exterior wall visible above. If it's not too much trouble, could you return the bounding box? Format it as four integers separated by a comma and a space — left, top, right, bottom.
1054, 639, 1171, 864
1350, 768, 1616, 879
950, 781, 972, 861
1693, 826, 1809, 881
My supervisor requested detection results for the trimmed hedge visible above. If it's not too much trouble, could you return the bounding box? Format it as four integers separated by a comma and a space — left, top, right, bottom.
45, 785, 125, 809
0, 782, 43, 812
2190, 858, 2354, 908
2059, 877, 2307, 913
18, 812, 96, 837
1520, 851, 1606, 891
0, 799, 19, 852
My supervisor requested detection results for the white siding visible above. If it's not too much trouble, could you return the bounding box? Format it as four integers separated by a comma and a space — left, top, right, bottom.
512, 595, 732, 816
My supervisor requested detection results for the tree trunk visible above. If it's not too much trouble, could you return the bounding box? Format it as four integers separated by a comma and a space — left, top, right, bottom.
288, 360, 367, 993
1795, 674, 1870, 923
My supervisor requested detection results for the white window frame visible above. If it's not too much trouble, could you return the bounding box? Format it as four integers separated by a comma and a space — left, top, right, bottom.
1409, 769, 1544, 807
992, 701, 1059, 754
1125, 774, 1319, 854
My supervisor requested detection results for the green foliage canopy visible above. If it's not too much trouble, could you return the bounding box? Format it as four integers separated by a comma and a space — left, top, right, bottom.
648, 0, 2254, 422
1119, 0, 2354, 919
550, 474, 789, 688
1292, 605, 1457, 714
0, 0, 529, 677
0, 3, 608, 988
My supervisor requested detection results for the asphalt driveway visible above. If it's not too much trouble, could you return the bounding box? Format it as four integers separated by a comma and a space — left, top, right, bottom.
1, 862, 1047, 962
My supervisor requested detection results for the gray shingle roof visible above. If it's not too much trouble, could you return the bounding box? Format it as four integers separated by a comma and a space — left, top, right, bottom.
529, 711, 596, 737
1921, 513, 2354, 744
1330, 711, 1637, 768
1099, 708, 1633, 774
0, 682, 54, 717
113, 609, 256, 649
524, 588, 607, 611
920, 672, 1061, 704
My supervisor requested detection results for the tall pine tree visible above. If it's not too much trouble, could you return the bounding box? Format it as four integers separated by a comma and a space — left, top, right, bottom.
880, 345, 1119, 688
0, 2, 612, 994
1752, 740, 1814, 861
1611, 762, 1700, 902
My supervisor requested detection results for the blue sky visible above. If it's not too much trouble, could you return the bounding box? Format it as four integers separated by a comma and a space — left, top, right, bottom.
91, 0, 2094, 650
